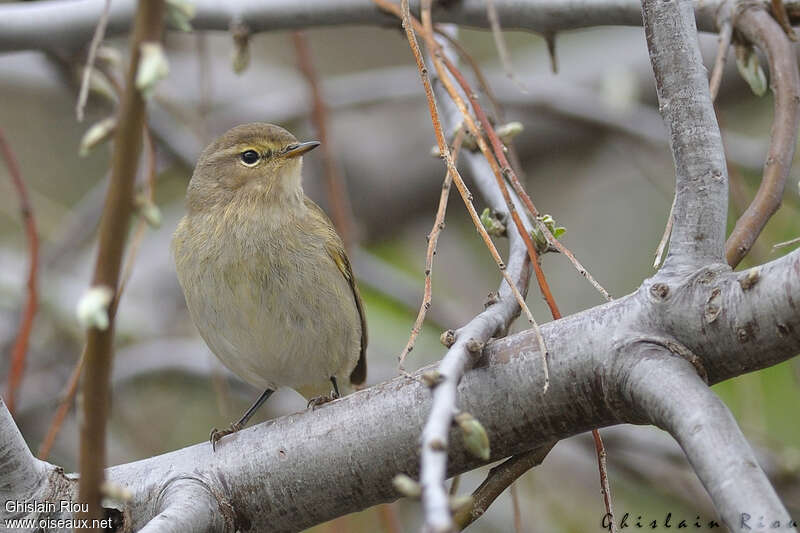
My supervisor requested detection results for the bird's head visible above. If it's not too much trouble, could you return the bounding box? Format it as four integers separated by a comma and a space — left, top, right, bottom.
186, 123, 319, 212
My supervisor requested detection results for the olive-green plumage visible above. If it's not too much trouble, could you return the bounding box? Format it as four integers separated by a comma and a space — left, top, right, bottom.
171, 123, 366, 409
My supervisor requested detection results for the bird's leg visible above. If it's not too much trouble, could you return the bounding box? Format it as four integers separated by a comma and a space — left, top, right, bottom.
307, 377, 340, 409
210, 388, 274, 451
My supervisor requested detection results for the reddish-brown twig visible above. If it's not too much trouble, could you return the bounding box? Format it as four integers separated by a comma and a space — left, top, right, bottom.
377, 0, 537, 335
417, 4, 616, 528
398, 128, 465, 370
419, 16, 551, 385
727, 6, 800, 267
434, 27, 527, 181
292, 30, 356, 251
439, 47, 610, 301
77, 1, 165, 527
116, 121, 157, 303
0, 128, 39, 417
436, 28, 618, 533
393, 4, 609, 303
38, 106, 159, 465
38, 348, 85, 460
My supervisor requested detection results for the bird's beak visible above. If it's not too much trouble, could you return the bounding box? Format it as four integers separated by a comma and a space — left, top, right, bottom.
282, 141, 320, 159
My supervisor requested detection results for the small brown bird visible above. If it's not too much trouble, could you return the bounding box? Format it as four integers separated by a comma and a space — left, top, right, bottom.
171, 123, 367, 449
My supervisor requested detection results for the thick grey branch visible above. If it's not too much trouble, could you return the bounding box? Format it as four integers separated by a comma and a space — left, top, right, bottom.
618, 352, 792, 532
138, 478, 226, 533
3, 248, 797, 532
642, 0, 728, 270
0, 0, 764, 53
0, 399, 51, 512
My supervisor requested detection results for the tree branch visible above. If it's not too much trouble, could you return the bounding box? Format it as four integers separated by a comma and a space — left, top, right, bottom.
0, 399, 53, 515
642, 0, 728, 271
725, 5, 800, 267
3, 247, 798, 532
618, 350, 793, 531
78, 0, 165, 528
0, 128, 39, 417
0, 0, 773, 53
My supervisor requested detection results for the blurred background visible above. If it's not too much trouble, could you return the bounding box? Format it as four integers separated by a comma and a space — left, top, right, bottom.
1, 17, 799, 532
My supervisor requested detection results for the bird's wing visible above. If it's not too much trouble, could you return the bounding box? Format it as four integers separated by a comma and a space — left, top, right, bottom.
305, 198, 368, 385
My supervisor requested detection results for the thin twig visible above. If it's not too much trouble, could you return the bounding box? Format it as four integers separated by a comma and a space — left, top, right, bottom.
592, 429, 617, 533
389, 1, 537, 529
398, 128, 465, 370
453, 442, 556, 530
726, 6, 800, 267
292, 30, 356, 250
485, 0, 526, 92
434, 27, 503, 121
385, 0, 534, 333
421, 11, 617, 528
772, 236, 800, 249
418, 12, 549, 388
432, 18, 609, 303
76, 0, 112, 122
708, 16, 733, 102
0, 128, 39, 417
653, 194, 676, 269
770, 0, 797, 40
115, 125, 156, 303
77, 1, 165, 528
39, 119, 160, 462
443, 51, 611, 302
510, 482, 523, 533
38, 348, 85, 460
433, 27, 526, 192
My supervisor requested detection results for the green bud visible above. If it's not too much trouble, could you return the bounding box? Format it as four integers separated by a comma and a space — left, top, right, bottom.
76, 286, 113, 330
421, 370, 443, 388
86, 68, 118, 104
455, 412, 490, 461
480, 208, 506, 237
166, 0, 195, 32
496, 121, 523, 145
79, 116, 117, 157
135, 194, 163, 228
392, 474, 421, 499
735, 43, 767, 97
530, 213, 566, 254
136, 42, 169, 99
96, 46, 123, 69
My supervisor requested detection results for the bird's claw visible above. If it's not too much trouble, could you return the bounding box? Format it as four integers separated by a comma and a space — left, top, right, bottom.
307, 390, 339, 409
209, 422, 242, 451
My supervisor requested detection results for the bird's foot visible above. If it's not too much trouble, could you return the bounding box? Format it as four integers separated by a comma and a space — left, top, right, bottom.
209, 422, 242, 451
307, 390, 340, 409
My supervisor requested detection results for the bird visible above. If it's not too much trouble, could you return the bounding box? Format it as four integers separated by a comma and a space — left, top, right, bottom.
171, 123, 367, 449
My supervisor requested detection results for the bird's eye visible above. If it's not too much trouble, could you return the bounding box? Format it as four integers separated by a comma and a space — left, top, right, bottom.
240, 150, 260, 166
